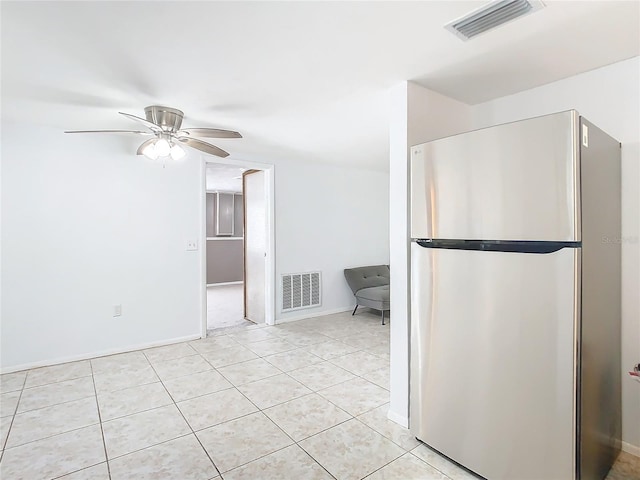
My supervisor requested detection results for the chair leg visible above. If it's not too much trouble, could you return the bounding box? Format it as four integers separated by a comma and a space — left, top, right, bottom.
352, 304, 358, 316
381, 310, 385, 325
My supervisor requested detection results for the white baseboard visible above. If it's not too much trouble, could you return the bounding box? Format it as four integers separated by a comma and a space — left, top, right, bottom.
0, 334, 202, 374
622, 441, 640, 457
387, 409, 409, 428
275, 307, 352, 324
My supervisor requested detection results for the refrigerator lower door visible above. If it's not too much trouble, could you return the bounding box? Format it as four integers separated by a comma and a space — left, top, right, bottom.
410, 243, 579, 480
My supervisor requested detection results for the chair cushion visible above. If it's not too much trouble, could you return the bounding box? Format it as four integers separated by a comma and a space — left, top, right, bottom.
356, 285, 390, 302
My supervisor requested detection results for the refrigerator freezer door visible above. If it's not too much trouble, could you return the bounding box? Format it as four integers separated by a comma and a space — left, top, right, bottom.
410, 242, 579, 480
411, 110, 580, 241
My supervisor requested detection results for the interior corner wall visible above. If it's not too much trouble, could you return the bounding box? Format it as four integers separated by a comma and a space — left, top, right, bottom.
388, 81, 472, 426
274, 158, 390, 322
471, 56, 640, 454
1, 123, 204, 371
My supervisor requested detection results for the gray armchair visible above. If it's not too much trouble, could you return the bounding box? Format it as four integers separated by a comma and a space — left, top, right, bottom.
343, 265, 390, 325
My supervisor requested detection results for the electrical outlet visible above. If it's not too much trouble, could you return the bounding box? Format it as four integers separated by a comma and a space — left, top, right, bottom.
186, 240, 198, 251
113, 304, 122, 317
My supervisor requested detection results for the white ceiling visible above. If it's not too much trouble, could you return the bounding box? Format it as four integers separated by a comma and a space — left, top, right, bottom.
2, 1, 638, 170
206, 164, 245, 193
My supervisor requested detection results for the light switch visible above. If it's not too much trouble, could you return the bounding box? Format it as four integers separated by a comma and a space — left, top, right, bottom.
186, 240, 198, 251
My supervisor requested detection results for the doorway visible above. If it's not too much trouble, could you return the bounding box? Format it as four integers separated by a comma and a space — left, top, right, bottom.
201, 159, 274, 337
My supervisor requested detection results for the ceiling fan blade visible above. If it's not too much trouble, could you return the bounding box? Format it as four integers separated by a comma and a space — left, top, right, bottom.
136, 138, 157, 155
64, 129, 152, 135
179, 128, 242, 139
119, 112, 162, 133
177, 137, 229, 158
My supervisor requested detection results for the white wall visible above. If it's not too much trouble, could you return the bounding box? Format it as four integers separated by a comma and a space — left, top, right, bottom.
388, 82, 472, 426
0, 123, 390, 371
275, 158, 390, 321
472, 56, 640, 454
1, 124, 204, 371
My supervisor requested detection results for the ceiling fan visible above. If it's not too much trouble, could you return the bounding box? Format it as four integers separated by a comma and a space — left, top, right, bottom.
65, 105, 242, 159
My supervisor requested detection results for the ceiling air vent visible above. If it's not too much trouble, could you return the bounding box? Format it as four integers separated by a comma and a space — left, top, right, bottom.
445, 0, 544, 41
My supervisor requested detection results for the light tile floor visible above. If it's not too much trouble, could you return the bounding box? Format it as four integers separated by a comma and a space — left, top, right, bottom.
207, 284, 253, 331
0, 310, 637, 480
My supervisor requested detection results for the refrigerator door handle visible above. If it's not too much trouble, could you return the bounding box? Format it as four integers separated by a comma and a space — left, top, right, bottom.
415, 239, 581, 254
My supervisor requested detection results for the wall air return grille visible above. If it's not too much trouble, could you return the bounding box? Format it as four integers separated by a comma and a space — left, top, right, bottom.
282, 272, 321, 312
445, 0, 544, 41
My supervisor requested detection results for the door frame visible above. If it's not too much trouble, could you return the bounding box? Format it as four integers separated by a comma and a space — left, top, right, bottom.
200, 158, 275, 338
242, 169, 260, 322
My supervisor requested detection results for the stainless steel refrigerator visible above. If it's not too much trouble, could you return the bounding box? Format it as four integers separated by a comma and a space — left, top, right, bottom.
409, 111, 621, 480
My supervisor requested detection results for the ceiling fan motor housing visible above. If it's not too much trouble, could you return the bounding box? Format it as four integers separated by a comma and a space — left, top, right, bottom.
144, 105, 184, 132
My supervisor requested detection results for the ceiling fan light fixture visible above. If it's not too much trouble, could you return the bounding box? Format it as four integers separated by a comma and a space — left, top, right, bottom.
142, 141, 159, 160
170, 143, 186, 160
155, 138, 171, 157
66, 106, 242, 159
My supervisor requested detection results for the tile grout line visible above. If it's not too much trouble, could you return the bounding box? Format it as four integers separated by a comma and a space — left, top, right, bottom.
9, 393, 98, 417
165, 383, 237, 406
293, 441, 340, 480
279, 358, 389, 413
269, 344, 400, 478
405, 449, 456, 480
217, 444, 294, 478
171, 382, 345, 478
5, 419, 103, 452
2, 359, 94, 379
223, 442, 339, 480
193, 345, 292, 430
275, 371, 401, 479
223, 316, 393, 479
412, 441, 481, 480
198, 331, 389, 419
3, 385, 387, 461
0, 373, 27, 463
95, 379, 158, 396
36, 384, 110, 479
2, 329, 387, 436
349, 416, 408, 474
169, 372, 352, 445
21, 372, 93, 390
352, 413, 418, 451
214, 401, 341, 480
142, 349, 223, 479
103, 432, 194, 463
262, 393, 355, 441
90, 359, 113, 480
94, 389, 176, 422
166, 341, 337, 479
208, 334, 391, 479
284, 399, 356, 480
96, 332, 386, 397
1, 314, 392, 478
